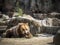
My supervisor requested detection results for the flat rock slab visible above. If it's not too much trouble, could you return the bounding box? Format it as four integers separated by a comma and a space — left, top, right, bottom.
0, 34, 53, 45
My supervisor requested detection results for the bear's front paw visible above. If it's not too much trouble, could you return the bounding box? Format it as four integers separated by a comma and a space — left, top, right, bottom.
25, 33, 33, 38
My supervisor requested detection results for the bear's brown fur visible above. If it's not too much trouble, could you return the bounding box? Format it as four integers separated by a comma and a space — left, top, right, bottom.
2, 23, 33, 38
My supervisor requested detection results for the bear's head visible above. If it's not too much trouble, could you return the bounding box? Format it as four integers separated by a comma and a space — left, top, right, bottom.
17, 23, 33, 38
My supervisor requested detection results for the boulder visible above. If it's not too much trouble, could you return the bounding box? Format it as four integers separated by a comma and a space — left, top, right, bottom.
53, 30, 60, 45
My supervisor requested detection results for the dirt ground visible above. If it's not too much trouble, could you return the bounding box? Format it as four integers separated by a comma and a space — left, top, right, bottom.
0, 34, 54, 45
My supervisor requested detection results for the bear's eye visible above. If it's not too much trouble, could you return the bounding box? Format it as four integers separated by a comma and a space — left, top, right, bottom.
23, 29, 25, 31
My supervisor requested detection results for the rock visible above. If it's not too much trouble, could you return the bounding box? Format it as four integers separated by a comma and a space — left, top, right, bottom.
49, 12, 60, 18
2, 14, 9, 20
53, 30, 60, 45
44, 18, 60, 26
52, 18, 60, 26
22, 14, 34, 20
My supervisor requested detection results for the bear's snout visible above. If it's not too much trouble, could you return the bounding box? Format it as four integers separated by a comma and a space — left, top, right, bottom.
24, 30, 29, 34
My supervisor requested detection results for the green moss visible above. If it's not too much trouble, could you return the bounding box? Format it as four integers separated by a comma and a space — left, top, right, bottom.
18, 8, 23, 16
16, 1, 23, 16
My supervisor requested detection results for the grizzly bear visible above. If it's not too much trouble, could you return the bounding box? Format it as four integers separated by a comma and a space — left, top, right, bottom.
2, 23, 33, 38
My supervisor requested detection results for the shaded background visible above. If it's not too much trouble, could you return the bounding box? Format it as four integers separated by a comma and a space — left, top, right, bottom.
0, 0, 60, 14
